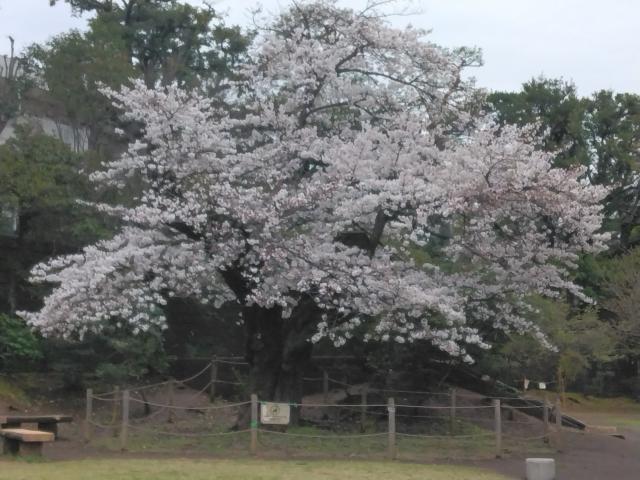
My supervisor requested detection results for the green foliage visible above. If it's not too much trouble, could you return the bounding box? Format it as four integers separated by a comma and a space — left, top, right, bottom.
476, 297, 616, 393
600, 247, 640, 355
0, 127, 110, 316
0, 314, 42, 371
24, 23, 136, 149
49, 0, 249, 89
489, 77, 588, 168
45, 324, 169, 390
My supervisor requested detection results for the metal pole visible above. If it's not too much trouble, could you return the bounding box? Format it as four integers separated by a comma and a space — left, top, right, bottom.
388, 397, 396, 460
120, 389, 129, 451
250, 394, 258, 456
84, 388, 93, 443
209, 356, 218, 402
493, 399, 502, 458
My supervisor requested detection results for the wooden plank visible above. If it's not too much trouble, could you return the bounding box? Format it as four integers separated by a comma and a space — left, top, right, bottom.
0, 414, 72, 424
0, 428, 55, 442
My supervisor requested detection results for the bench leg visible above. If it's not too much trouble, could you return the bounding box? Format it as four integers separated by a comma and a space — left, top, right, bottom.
2, 438, 20, 455
38, 422, 58, 438
19, 442, 43, 457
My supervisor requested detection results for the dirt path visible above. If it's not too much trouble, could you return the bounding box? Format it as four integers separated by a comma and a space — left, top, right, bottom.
466, 411, 640, 480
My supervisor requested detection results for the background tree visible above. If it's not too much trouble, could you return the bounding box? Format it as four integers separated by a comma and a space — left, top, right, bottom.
488, 77, 587, 168
49, 0, 249, 88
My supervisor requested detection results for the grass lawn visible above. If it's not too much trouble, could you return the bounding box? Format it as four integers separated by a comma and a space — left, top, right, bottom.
0, 459, 512, 480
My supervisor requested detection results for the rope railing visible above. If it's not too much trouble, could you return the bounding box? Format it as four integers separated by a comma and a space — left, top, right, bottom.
128, 424, 251, 437
396, 431, 495, 439
257, 429, 388, 439
127, 397, 250, 410
84, 391, 573, 460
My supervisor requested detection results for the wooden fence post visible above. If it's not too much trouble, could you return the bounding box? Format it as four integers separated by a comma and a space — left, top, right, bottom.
493, 399, 502, 458
84, 388, 93, 443
360, 385, 368, 432
209, 356, 218, 402
555, 399, 563, 452
323, 370, 329, 403
120, 389, 129, 451
168, 379, 175, 423
111, 386, 120, 437
450, 388, 457, 435
250, 394, 258, 456
543, 396, 550, 443
387, 397, 396, 460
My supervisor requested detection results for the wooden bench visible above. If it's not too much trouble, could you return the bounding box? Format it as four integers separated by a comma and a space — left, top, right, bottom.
1, 428, 54, 456
0, 414, 73, 438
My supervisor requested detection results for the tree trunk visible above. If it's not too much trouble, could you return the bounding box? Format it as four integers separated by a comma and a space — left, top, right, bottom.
242, 296, 321, 426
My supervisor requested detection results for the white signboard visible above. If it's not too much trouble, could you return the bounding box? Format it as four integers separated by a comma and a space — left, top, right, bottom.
260, 402, 291, 425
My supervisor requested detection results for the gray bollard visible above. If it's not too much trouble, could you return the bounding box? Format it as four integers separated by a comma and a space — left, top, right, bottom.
526, 458, 556, 480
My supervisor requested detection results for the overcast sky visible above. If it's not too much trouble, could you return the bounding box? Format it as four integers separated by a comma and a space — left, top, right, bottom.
0, 0, 638, 95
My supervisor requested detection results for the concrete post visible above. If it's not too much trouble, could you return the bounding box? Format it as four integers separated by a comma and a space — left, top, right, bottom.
526, 458, 556, 480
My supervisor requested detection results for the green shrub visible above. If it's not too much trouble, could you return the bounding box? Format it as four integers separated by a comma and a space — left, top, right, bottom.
0, 314, 42, 371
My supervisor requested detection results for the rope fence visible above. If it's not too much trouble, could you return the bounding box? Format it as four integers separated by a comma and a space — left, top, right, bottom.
83, 386, 567, 460
80, 356, 573, 459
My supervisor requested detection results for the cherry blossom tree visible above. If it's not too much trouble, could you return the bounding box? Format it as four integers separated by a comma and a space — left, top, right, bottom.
20, 1, 609, 404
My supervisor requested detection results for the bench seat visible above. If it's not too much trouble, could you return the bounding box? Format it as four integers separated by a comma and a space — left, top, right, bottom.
1, 428, 54, 456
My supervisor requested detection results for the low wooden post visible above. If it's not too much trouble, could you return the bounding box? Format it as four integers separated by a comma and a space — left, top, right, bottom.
168, 379, 175, 423
543, 395, 550, 443
493, 399, 502, 458
450, 388, 457, 435
111, 386, 120, 437
322, 370, 329, 403
84, 388, 93, 443
387, 397, 396, 460
360, 385, 368, 432
250, 394, 258, 456
120, 389, 129, 451
209, 356, 218, 402
555, 399, 563, 452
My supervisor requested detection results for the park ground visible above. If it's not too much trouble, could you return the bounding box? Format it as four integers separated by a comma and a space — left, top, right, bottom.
2, 378, 640, 479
